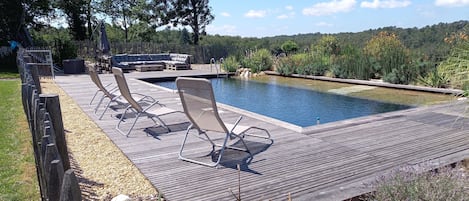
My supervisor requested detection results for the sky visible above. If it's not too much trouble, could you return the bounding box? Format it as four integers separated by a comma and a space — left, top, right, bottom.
205, 0, 469, 38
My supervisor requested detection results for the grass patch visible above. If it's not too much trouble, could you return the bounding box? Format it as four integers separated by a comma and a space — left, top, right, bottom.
0, 72, 20, 79
0, 79, 39, 200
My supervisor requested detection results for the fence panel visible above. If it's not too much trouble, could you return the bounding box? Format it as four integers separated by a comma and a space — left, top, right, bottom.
17, 48, 82, 201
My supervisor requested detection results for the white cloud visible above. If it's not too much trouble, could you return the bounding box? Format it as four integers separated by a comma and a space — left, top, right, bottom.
277, 11, 296, 19
416, 7, 436, 18
435, 0, 469, 7
206, 24, 237, 35
277, 14, 289, 19
303, 0, 356, 16
361, 0, 411, 8
221, 12, 231, 17
285, 5, 294, 10
316, 22, 334, 27
244, 10, 267, 18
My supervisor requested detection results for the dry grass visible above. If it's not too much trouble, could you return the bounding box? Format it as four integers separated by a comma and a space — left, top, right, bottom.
40, 79, 160, 200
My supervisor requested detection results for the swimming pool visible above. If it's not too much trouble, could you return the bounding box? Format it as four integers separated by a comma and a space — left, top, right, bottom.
154, 77, 413, 127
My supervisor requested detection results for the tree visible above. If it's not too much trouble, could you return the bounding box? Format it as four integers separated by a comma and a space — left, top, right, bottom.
136, 0, 168, 29
84, 0, 99, 39
0, 0, 52, 45
97, 0, 143, 41
0, 1, 23, 44
55, 0, 88, 40
315, 35, 341, 56
166, 0, 214, 45
280, 40, 298, 55
180, 28, 191, 44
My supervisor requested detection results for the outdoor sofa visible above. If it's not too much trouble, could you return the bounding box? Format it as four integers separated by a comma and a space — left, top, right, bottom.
110, 53, 191, 71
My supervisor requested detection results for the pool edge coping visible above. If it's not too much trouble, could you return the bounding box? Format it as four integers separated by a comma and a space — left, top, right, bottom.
265, 71, 464, 95
135, 72, 466, 134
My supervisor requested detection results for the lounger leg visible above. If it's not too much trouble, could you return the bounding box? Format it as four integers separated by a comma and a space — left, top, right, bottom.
149, 115, 171, 132
93, 95, 106, 114
178, 125, 192, 160
178, 127, 226, 167
125, 113, 142, 137
241, 127, 271, 139
115, 107, 140, 137
90, 90, 101, 105
97, 98, 113, 120
212, 134, 230, 167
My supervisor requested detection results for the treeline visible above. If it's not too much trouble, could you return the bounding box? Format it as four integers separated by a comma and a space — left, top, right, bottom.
29, 20, 469, 65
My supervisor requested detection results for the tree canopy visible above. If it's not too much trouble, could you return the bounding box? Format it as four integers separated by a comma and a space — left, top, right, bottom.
0, 0, 52, 45
165, 0, 214, 45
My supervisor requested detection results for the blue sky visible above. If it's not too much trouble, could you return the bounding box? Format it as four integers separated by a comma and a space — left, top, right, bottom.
205, 0, 469, 37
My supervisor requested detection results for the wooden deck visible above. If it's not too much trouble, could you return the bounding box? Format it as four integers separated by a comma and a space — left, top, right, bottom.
54, 69, 469, 201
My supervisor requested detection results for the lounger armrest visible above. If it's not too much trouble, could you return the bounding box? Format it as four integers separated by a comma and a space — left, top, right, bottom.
104, 82, 113, 88
142, 100, 163, 112
229, 116, 244, 133
132, 93, 156, 103
109, 86, 119, 93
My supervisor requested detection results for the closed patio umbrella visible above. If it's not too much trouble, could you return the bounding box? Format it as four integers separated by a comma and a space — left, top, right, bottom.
99, 21, 110, 55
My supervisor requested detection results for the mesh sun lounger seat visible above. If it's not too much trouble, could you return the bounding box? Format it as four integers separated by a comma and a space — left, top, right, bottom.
88, 65, 146, 120
112, 67, 179, 137
88, 65, 121, 119
176, 77, 271, 167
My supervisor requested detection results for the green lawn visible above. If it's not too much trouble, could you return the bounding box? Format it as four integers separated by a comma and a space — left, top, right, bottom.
0, 72, 20, 79
0, 79, 39, 200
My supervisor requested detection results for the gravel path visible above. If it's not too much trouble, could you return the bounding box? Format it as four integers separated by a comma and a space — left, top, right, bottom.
41, 79, 162, 200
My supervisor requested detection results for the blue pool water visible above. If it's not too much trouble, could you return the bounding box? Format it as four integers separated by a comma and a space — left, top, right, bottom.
155, 78, 412, 127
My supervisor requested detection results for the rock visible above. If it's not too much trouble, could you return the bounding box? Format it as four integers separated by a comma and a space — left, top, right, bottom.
112, 194, 132, 201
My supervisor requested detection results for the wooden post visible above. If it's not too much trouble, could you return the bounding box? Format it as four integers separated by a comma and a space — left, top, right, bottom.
44, 143, 59, 180
27, 63, 42, 94
60, 170, 82, 201
20, 56, 32, 82
40, 135, 51, 162
40, 94, 71, 170
47, 160, 64, 201
29, 92, 47, 200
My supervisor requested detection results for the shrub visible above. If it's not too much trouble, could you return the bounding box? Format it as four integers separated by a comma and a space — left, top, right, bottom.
364, 31, 409, 78
54, 39, 78, 67
222, 56, 239, 72
366, 165, 469, 201
304, 53, 329, 76
290, 53, 310, 74
331, 45, 372, 80
275, 57, 296, 76
0, 52, 18, 73
383, 63, 419, 85
31, 28, 77, 68
242, 48, 273, 73
418, 69, 449, 88
436, 40, 469, 89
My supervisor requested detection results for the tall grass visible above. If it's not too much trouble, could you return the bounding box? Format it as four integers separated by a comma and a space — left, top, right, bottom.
331, 45, 371, 80
437, 42, 469, 90
275, 52, 328, 76
222, 56, 240, 72
241, 49, 273, 73
0, 79, 39, 200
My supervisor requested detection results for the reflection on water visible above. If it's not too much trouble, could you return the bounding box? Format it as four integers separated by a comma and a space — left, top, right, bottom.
155, 76, 454, 127
249, 76, 454, 106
